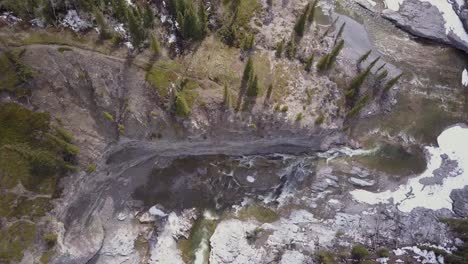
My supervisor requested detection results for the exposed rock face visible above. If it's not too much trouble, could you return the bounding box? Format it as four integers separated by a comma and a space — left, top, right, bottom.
348, 177, 376, 187
450, 186, 468, 217
382, 0, 468, 53
382, 0, 449, 43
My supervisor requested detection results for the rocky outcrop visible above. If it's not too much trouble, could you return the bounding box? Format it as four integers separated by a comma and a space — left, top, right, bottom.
382, 0, 468, 53
450, 186, 468, 217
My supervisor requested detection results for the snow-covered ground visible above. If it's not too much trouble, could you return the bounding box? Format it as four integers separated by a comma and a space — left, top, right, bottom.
384, 0, 468, 43
462, 68, 468, 86
351, 124, 468, 212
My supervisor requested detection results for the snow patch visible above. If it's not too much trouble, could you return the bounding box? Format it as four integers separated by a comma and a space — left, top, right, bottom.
351, 124, 468, 212
462, 68, 468, 87
246, 176, 256, 183
385, 0, 468, 44
149, 206, 167, 217
61, 10, 91, 32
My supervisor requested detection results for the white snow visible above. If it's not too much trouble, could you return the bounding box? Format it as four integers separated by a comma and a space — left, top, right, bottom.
366, 0, 377, 6
462, 68, 468, 87
351, 124, 468, 212
246, 176, 256, 183
393, 246, 444, 263
149, 206, 167, 217
168, 34, 177, 43
125, 0, 135, 6
61, 10, 91, 32
385, 0, 468, 43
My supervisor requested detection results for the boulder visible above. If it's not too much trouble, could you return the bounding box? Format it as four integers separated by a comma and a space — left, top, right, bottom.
450, 186, 468, 217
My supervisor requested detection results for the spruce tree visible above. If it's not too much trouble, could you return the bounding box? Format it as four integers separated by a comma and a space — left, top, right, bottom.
308, 0, 319, 22
94, 7, 110, 39
316, 54, 329, 72
276, 39, 284, 58
150, 34, 161, 56
382, 73, 403, 94
112, 0, 128, 23
294, 3, 309, 37
223, 83, 232, 109
127, 7, 144, 48
198, 0, 208, 37
246, 75, 259, 97
305, 54, 314, 72
264, 84, 273, 106
175, 93, 191, 117
143, 3, 154, 28
285, 37, 296, 59
326, 39, 344, 70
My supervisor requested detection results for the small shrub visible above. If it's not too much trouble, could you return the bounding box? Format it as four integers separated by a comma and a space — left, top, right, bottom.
86, 164, 97, 173
118, 124, 125, 134
315, 113, 324, 125
175, 93, 191, 117
382, 73, 403, 94
43, 233, 57, 248
276, 39, 285, 58
102, 111, 114, 122
377, 247, 389, 258
274, 104, 281, 111
305, 54, 314, 72
150, 34, 161, 57
280, 105, 288, 112
357, 50, 371, 65
351, 245, 369, 261
295, 112, 303, 122
285, 37, 297, 59
316, 250, 336, 264
294, 3, 309, 37
57, 47, 72, 53
246, 228, 264, 244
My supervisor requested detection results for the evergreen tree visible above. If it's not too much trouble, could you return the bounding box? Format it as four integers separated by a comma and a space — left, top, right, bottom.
143, 3, 154, 28
223, 83, 232, 109
305, 54, 314, 72
111, 0, 128, 23
316, 54, 329, 72
264, 84, 273, 106
150, 34, 161, 56
241, 34, 255, 51
308, 0, 319, 22
241, 57, 254, 84
294, 3, 309, 37
246, 75, 259, 97
326, 39, 344, 70
382, 73, 403, 94
198, 0, 208, 36
94, 7, 110, 39
285, 37, 296, 59
178, 2, 203, 40
175, 93, 191, 117
334, 22, 345, 45
127, 7, 144, 48
276, 39, 284, 58
357, 50, 371, 67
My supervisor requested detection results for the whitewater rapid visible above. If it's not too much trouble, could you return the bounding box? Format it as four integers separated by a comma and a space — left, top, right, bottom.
351, 124, 468, 212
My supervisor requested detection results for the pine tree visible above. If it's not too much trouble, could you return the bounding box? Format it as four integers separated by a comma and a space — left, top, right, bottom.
357, 50, 371, 67
308, 0, 319, 22
179, 2, 203, 40
127, 7, 144, 48
382, 73, 403, 94
326, 39, 344, 70
143, 3, 154, 28
294, 3, 309, 37
94, 7, 110, 39
285, 37, 296, 59
316, 54, 329, 72
198, 0, 208, 37
150, 34, 161, 56
241, 34, 255, 51
111, 0, 128, 23
241, 57, 254, 84
305, 54, 314, 72
175, 93, 191, 117
223, 83, 232, 109
264, 84, 273, 106
276, 39, 284, 58
246, 75, 259, 97
334, 22, 345, 45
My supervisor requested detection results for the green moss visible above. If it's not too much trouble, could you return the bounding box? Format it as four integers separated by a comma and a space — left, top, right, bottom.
238, 204, 279, 223
102, 111, 114, 122
40, 250, 55, 264
178, 218, 218, 263
86, 164, 97, 173
0, 50, 34, 96
316, 250, 336, 264
376, 247, 390, 258
43, 233, 58, 248
351, 244, 369, 260
353, 144, 426, 176
57, 47, 73, 53
0, 221, 37, 263
146, 66, 180, 97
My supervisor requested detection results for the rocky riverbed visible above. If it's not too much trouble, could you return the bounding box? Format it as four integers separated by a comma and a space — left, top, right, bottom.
0, 0, 468, 263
